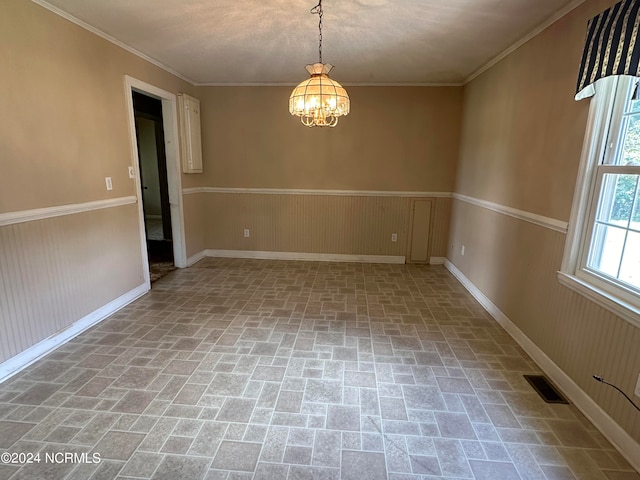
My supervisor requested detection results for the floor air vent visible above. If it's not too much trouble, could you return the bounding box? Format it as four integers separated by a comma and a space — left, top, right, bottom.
523, 375, 569, 404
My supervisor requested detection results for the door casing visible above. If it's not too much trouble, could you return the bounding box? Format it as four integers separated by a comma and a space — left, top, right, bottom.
124, 76, 187, 289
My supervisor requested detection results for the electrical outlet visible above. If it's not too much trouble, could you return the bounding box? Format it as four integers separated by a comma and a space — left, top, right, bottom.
461, 245, 465, 256
105, 177, 113, 191
243, 228, 250, 238
128, 166, 135, 179
635, 373, 640, 398
391, 233, 397, 242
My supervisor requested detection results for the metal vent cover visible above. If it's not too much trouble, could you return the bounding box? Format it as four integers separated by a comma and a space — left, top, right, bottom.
523, 375, 569, 404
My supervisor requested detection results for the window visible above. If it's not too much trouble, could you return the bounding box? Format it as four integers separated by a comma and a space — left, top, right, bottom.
560, 75, 640, 326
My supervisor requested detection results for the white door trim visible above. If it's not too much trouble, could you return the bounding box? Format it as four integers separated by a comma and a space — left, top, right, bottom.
123, 76, 187, 277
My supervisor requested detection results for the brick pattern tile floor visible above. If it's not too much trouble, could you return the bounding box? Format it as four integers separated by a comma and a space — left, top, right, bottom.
0, 258, 638, 479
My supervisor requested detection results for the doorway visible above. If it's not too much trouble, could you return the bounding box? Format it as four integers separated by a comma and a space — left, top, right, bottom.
133, 92, 174, 282
124, 76, 187, 289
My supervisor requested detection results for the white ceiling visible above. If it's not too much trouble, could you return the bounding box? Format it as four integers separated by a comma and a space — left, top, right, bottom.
37, 0, 582, 85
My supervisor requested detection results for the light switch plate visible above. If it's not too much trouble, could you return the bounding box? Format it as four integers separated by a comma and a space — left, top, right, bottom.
128, 167, 135, 179
105, 177, 113, 191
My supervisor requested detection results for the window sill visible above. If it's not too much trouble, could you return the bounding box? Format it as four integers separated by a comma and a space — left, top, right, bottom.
557, 271, 640, 329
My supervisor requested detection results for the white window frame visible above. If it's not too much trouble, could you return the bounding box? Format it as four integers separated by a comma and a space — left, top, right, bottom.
559, 75, 640, 328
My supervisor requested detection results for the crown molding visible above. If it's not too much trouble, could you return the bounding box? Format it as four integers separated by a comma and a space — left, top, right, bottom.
31, 0, 196, 85
465, 0, 587, 84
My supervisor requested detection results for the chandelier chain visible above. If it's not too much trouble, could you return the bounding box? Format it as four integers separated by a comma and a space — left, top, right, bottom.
311, 0, 323, 64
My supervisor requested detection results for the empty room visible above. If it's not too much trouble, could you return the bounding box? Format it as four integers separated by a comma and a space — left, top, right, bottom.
1, 0, 639, 479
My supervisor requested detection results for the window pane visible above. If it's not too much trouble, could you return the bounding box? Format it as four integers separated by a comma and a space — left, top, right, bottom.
620, 114, 640, 165
631, 180, 640, 232
596, 174, 638, 227
588, 223, 626, 277
619, 231, 640, 289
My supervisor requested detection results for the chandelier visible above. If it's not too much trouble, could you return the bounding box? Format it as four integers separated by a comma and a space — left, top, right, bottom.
289, 0, 350, 127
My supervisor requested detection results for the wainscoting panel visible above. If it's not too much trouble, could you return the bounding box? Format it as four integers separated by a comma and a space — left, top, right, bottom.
0, 203, 144, 364
448, 197, 640, 443
200, 192, 451, 260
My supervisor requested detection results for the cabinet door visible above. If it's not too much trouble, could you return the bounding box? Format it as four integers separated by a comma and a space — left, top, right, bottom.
179, 94, 203, 173
409, 200, 432, 263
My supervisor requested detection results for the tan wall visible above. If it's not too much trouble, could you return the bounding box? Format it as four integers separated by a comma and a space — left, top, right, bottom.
0, 0, 198, 213
449, 0, 640, 442
0, 1, 195, 364
197, 86, 462, 191
454, 6, 594, 221
195, 86, 462, 257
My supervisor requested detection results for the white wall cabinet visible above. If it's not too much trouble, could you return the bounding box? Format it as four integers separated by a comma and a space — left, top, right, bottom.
178, 93, 203, 174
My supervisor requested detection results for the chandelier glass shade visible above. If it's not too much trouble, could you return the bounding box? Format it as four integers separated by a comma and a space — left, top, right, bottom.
289, 63, 350, 127
289, 0, 349, 127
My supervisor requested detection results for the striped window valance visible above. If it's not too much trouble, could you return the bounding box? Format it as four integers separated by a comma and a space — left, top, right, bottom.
575, 0, 639, 100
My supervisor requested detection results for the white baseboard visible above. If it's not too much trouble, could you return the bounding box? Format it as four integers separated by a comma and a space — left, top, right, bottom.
429, 256, 446, 265
203, 249, 406, 264
187, 249, 207, 266
0, 283, 148, 384
444, 259, 640, 473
